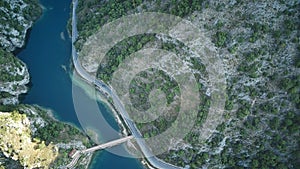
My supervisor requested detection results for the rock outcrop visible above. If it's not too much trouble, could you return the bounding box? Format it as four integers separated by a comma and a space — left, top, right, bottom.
0, 0, 41, 105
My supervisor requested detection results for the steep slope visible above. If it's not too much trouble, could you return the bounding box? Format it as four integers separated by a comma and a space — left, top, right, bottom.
0, 0, 41, 105
74, 0, 299, 168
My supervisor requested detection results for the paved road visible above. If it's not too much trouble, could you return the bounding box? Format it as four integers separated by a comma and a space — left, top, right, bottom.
71, 1, 181, 168
66, 152, 81, 169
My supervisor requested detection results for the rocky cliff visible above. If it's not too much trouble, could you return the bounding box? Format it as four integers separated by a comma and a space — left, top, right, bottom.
0, 0, 41, 105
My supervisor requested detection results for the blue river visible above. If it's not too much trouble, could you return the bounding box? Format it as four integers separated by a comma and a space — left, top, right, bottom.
17, 0, 144, 169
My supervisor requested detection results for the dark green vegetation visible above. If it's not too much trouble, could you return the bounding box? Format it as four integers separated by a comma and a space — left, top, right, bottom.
97, 34, 156, 83
131, 68, 181, 137
129, 69, 179, 110
96, 33, 209, 139
0, 0, 41, 49
76, 0, 299, 168
27, 107, 92, 147
0, 0, 41, 21
0, 105, 94, 168
0, 48, 28, 105
0, 152, 23, 169
0, 92, 12, 99
1, 0, 93, 168
0, 49, 25, 82
15, 105, 93, 168
23, 0, 42, 21
75, 0, 204, 50
0, 0, 42, 105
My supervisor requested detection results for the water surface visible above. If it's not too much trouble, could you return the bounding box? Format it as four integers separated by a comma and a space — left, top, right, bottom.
18, 0, 144, 168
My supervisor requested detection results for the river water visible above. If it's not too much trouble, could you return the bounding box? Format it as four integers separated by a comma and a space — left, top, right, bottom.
17, 0, 144, 168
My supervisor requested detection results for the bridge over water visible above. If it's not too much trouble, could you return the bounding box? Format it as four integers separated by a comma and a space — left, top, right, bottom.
66, 136, 134, 168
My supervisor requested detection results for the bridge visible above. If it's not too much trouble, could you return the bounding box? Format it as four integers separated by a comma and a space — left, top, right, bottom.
71, 0, 181, 168
66, 136, 134, 168
83, 135, 134, 153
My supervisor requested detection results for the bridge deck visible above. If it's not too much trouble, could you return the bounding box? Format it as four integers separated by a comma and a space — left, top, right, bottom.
83, 135, 134, 153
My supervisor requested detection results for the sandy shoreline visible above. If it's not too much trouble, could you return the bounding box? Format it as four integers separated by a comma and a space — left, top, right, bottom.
96, 92, 129, 136
71, 71, 129, 137
70, 68, 156, 169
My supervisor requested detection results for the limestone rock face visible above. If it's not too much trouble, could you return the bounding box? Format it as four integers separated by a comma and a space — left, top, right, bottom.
0, 0, 41, 105
0, 49, 30, 105
0, 111, 59, 169
0, 0, 41, 51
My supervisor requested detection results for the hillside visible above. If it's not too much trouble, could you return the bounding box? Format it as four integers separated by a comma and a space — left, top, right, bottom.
0, 1, 95, 168
0, 0, 41, 105
0, 105, 94, 169
75, 0, 299, 168
0, 0, 41, 51
0, 110, 58, 168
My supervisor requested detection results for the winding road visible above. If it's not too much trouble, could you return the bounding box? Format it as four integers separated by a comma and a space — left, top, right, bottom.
71, 0, 181, 169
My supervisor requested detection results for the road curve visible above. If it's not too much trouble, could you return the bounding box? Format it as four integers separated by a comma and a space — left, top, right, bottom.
66, 153, 81, 169
71, 0, 181, 169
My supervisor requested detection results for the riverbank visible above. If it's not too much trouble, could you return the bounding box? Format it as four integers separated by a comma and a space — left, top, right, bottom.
0, 104, 94, 168
0, 0, 96, 168
0, 0, 41, 105
72, 70, 156, 169
71, 71, 129, 137
70, 1, 182, 169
